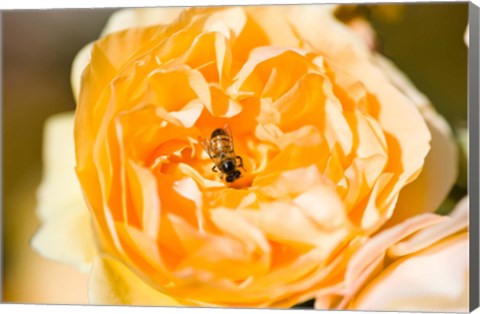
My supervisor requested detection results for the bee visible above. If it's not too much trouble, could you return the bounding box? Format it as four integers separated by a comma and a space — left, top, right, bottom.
199, 124, 245, 183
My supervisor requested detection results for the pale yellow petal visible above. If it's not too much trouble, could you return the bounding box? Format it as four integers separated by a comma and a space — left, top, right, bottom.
350, 233, 468, 312
31, 205, 95, 273
89, 255, 181, 306
32, 112, 96, 271
36, 112, 83, 219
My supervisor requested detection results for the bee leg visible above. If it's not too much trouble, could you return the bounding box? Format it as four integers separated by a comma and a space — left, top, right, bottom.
236, 156, 245, 170
212, 165, 218, 173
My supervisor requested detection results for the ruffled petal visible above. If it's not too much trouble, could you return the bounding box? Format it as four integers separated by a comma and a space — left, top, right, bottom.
336, 213, 446, 308
388, 196, 468, 257
350, 233, 468, 312
374, 54, 458, 224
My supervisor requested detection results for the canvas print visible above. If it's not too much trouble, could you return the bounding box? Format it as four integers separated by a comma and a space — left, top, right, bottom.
2, 3, 471, 311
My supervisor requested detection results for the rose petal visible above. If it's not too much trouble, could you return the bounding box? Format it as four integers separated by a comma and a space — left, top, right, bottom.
338, 213, 447, 308
293, 185, 348, 231
71, 42, 93, 103
32, 112, 96, 271
36, 113, 84, 219
350, 233, 468, 312
31, 203, 95, 273
346, 213, 446, 284
210, 208, 270, 254
169, 100, 205, 128
239, 199, 350, 256
288, 5, 431, 228
203, 7, 247, 40
168, 214, 267, 282
388, 196, 468, 257
89, 255, 181, 305
373, 54, 458, 224
125, 160, 161, 239
71, 7, 186, 101
173, 177, 204, 232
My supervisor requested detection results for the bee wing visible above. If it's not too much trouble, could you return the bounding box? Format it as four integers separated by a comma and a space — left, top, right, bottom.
198, 136, 213, 158
222, 123, 236, 155
198, 136, 222, 168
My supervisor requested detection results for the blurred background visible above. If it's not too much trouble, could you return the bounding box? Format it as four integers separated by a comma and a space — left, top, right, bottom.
1, 3, 468, 304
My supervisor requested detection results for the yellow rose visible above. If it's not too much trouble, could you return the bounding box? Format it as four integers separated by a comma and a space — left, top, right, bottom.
33, 5, 462, 309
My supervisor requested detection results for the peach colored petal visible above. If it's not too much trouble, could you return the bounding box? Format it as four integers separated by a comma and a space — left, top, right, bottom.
350, 233, 468, 312
89, 255, 181, 305
255, 165, 327, 199
32, 112, 96, 272
239, 199, 350, 256
293, 185, 349, 231
336, 213, 447, 308
210, 208, 271, 254
346, 213, 446, 283
374, 54, 458, 224
388, 196, 468, 257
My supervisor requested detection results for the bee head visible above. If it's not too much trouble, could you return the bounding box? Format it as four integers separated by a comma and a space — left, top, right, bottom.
221, 159, 236, 173
225, 170, 241, 183
211, 128, 228, 138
